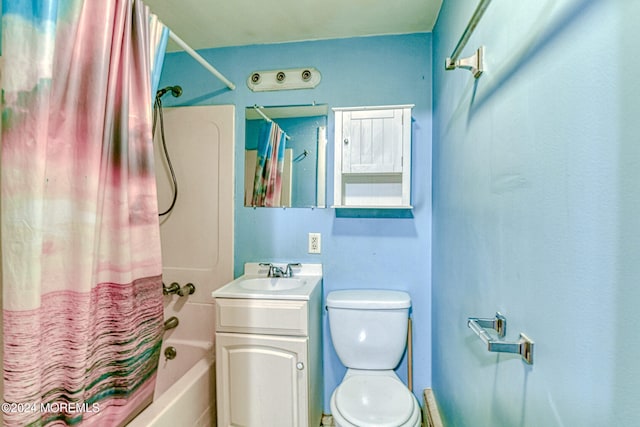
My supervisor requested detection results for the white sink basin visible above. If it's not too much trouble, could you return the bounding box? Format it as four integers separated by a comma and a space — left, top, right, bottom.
212, 263, 323, 301
239, 277, 305, 291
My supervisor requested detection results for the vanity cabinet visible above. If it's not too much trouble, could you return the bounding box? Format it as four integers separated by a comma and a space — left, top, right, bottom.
333, 105, 414, 208
214, 290, 322, 427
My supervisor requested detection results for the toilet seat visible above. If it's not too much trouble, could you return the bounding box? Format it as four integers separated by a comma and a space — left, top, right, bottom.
332, 374, 420, 427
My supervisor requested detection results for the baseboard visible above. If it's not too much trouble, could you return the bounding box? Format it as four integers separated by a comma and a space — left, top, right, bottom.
423, 388, 443, 427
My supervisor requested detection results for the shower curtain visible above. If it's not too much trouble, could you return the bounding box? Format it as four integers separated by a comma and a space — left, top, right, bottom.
149, 13, 169, 101
2, 0, 165, 425
251, 121, 287, 207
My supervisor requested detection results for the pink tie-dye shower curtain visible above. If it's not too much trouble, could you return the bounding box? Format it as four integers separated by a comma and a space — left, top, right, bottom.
251, 121, 287, 207
2, 0, 164, 425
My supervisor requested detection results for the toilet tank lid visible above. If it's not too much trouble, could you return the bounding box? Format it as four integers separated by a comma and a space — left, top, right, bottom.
326, 290, 411, 309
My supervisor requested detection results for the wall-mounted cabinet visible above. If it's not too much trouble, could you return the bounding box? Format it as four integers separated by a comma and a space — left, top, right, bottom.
332, 105, 414, 209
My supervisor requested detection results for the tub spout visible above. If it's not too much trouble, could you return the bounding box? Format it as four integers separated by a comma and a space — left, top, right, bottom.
163, 316, 179, 331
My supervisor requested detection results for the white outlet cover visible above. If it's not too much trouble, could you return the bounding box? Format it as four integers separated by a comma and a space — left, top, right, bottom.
308, 232, 321, 254
247, 67, 321, 92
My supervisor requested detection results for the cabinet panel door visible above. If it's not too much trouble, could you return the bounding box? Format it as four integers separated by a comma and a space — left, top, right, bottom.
342, 109, 403, 174
216, 333, 309, 427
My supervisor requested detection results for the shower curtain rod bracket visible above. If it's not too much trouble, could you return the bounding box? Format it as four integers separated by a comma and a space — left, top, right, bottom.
445, 46, 484, 79
445, 0, 491, 79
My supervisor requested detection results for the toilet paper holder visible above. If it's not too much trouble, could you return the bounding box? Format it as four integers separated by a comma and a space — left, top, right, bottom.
467, 312, 534, 365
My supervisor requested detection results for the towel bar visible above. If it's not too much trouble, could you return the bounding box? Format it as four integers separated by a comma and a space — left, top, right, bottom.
468, 312, 534, 364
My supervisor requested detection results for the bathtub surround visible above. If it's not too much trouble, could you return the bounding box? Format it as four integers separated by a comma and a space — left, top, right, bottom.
2, 2, 164, 425
432, 0, 640, 425
158, 33, 433, 410
153, 105, 235, 302
149, 105, 233, 424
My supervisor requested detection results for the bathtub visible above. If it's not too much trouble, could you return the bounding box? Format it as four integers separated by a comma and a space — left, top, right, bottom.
127, 339, 215, 427
127, 301, 217, 427
127, 296, 216, 427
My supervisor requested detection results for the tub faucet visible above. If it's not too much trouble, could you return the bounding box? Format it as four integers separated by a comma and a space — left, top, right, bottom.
178, 283, 196, 297
163, 282, 180, 295
163, 316, 179, 331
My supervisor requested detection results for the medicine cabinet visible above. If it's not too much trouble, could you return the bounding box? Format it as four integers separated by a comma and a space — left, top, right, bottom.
332, 105, 414, 209
244, 104, 328, 208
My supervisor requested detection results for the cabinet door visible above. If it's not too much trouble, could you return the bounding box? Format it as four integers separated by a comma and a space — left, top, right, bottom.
342, 108, 404, 174
216, 332, 309, 427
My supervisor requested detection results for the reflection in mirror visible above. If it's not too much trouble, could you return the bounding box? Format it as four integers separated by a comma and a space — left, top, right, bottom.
244, 104, 328, 208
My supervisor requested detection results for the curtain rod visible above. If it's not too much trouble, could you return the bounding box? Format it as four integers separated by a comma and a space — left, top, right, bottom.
447, 0, 491, 65
253, 105, 273, 122
168, 31, 236, 90
444, 0, 492, 78
253, 105, 291, 140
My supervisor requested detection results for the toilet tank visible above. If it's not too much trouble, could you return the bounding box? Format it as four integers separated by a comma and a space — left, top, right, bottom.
326, 290, 411, 370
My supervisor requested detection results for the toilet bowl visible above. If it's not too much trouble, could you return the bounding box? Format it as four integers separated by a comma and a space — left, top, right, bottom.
326, 290, 421, 427
330, 370, 421, 427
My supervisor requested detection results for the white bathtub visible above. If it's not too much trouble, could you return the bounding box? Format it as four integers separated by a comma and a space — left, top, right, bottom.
127, 339, 215, 427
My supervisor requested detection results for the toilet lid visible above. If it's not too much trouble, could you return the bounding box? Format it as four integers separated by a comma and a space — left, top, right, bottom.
335, 375, 414, 427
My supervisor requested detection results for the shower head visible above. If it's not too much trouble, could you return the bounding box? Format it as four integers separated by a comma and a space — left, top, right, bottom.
156, 85, 183, 98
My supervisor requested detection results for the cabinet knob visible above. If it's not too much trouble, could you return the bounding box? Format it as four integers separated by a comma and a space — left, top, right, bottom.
296, 362, 304, 370
343, 138, 349, 145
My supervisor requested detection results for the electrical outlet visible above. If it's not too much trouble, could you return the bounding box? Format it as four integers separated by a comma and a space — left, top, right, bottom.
308, 233, 321, 254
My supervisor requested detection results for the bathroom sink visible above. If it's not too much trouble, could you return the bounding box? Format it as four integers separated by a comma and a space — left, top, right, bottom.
238, 277, 305, 291
212, 263, 322, 301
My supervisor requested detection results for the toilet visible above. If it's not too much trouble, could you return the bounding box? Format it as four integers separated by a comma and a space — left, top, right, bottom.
327, 289, 421, 427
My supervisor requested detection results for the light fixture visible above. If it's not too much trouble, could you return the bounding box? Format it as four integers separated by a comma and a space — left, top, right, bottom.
247, 67, 321, 92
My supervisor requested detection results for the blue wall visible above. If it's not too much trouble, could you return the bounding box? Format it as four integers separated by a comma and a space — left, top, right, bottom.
158, 34, 433, 411
432, 0, 640, 425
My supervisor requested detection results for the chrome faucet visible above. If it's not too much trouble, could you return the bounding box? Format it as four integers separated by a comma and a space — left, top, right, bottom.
163, 282, 196, 297
259, 262, 301, 278
259, 263, 284, 277
163, 282, 180, 295
284, 263, 301, 277
178, 283, 196, 297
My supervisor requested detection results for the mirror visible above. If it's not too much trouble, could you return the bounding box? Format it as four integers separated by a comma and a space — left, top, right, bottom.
244, 104, 328, 208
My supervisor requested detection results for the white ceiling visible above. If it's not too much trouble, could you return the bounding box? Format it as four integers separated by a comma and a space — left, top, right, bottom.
144, 0, 443, 52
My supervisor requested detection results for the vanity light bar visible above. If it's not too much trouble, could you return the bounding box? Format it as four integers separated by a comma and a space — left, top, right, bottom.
247, 67, 321, 92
